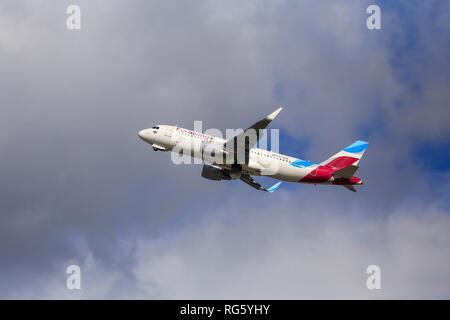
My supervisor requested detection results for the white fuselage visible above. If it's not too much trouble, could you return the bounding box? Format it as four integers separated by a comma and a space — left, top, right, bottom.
138, 125, 327, 183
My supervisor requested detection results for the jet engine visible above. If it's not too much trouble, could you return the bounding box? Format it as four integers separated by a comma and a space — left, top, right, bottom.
228, 164, 242, 179
201, 165, 231, 181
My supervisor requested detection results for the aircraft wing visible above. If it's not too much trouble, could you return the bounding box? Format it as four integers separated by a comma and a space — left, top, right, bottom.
224, 107, 283, 163
240, 174, 282, 192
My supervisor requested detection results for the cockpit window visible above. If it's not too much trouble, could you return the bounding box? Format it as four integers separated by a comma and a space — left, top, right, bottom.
152, 126, 160, 129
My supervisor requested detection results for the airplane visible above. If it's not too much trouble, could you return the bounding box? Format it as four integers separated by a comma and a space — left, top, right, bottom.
138, 107, 369, 192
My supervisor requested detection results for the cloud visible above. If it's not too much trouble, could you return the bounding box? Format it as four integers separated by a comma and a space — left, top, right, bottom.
0, 0, 449, 298
11, 193, 450, 299
129, 195, 450, 299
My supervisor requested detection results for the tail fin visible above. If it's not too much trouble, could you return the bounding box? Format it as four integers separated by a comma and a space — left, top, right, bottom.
320, 140, 369, 171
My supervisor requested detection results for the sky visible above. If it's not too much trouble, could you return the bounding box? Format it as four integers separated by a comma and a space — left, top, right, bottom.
0, 0, 449, 299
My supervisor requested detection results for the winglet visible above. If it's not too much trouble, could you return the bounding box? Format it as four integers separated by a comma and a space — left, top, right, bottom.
266, 107, 283, 121
266, 181, 282, 193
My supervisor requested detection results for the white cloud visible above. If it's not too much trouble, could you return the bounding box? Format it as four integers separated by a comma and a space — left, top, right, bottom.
133, 197, 450, 299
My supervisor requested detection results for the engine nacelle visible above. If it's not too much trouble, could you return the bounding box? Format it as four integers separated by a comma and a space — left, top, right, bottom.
228, 164, 242, 179
201, 165, 231, 181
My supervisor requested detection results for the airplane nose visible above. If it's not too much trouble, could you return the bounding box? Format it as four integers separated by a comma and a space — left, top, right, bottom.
138, 130, 146, 140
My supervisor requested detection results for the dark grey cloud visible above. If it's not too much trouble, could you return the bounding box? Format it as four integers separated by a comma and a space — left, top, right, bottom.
131, 200, 450, 299
0, 0, 449, 298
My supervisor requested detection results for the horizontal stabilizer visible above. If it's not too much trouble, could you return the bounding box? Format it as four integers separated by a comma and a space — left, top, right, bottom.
333, 165, 359, 178
343, 185, 357, 192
